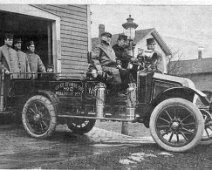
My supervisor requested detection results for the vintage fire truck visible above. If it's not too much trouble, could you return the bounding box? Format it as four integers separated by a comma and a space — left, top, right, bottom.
0, 59, 212, 152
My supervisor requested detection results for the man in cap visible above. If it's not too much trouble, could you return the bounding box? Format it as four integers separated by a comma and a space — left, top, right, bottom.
91, 32, 123, 93
0, 33, 20, 110
137, 38, 164, 73
13, 38, 31, 79
112, 34, 131, 69
26, 41, 46, 79
0, 33, 20, 77
112, 34, 135, 87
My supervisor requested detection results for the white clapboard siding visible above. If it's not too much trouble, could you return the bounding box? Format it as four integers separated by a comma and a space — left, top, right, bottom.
37, 4, 89, 78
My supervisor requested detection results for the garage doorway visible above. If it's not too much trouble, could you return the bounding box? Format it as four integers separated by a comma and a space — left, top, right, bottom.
0, 11, 53, 68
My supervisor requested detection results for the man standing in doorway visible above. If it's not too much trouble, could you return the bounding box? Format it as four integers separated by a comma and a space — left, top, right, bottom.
0, 33, 20, 78
13, 38, 31, 79
26, 41, 46, 79
0, 33, 20, 111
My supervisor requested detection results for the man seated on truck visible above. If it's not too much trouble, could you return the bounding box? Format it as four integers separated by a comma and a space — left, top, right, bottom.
137, 38, 164, 73
91, 32, 128, 94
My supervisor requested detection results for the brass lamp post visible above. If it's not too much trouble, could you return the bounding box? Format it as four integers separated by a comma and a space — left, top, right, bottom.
122, 14, 138, 57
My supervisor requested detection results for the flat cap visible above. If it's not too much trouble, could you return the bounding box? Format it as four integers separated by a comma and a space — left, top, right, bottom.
4, 33, 13, 39
14, 38, 22, 44
101, 32, 112, 38
118, 34, 127, 41
146, 38, 156, 45
27, 41, 35, 46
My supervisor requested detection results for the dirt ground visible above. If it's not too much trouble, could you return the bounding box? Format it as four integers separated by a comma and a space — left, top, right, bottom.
95, 120, 151, 137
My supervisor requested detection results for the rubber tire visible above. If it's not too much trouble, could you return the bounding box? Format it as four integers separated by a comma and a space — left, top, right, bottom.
200, 109, 212, 145
22, 95, 57, 138
67, 118, 96, 134
150, 98, 204, 152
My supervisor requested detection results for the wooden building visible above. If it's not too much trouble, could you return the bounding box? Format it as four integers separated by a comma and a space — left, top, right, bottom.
168, 58, 212, 94
0, 4, 91, 78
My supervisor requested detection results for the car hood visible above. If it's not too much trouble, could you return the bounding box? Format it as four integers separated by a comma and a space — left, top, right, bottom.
153, 73, 195, 89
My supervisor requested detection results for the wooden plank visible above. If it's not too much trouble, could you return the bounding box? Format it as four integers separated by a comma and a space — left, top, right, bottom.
61, 38, 88, 46
61, 41, 87, 49
45, 5, 87, 17
61, 50, 87, 57
61, 25, 87, 34
61, 33, 88, 42
61, 46, 88, 54
61, 59, 88, 66
61, 46, 88, 53
61, 55, 87, 62
52, 9, 87, 22
62, 64, 88, 69
61, 21, 87, 30
61, 29, 87, 37
61, 29, 87, 38
69, 5, 87, 10
61, 17, 87, 26
56, 4, 87, 13
61, 68, 87, 73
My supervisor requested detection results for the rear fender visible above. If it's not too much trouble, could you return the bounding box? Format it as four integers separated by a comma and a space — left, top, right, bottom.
151, 87, 209, 107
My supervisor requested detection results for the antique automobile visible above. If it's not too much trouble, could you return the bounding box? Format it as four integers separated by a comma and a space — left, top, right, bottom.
0, 58, 211, 152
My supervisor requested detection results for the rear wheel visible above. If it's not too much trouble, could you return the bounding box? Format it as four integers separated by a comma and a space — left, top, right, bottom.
150, 98, 204, 152
200, 109, 212, 145
193, 93, 212, 144
67, 118, 96, 134
22, 95, 57, 138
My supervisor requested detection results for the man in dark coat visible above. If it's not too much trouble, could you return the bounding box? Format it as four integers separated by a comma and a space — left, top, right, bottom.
112, 34, 131, 69
112, 34, 135, 84
14, 38, 31, 79
26, 41, 46, 79
91, 32, 123, 93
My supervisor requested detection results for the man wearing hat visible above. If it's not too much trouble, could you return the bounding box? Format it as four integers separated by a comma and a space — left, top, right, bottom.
137, 38, 164, 73
112, 34, 131, 69
91, 32, 123, 93
0, 33, 20, 76
112, 34, 135, 88
0, 33, 20, 110
26, 41, 46, 79
14, 38, 31, 79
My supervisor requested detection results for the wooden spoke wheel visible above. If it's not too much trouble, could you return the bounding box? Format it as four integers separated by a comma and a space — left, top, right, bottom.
22, 95, 56, 138
67, 118, 96, 134
150, 98, 204, 152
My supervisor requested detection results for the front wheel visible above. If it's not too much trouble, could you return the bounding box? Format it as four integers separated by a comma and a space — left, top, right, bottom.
150, 98, 204, 152
22, 95, 57, 138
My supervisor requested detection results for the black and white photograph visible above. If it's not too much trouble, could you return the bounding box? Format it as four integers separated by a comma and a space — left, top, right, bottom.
0, 0, 212, 169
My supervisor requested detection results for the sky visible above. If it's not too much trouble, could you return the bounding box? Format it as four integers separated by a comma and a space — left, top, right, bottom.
90, 4, 212, 60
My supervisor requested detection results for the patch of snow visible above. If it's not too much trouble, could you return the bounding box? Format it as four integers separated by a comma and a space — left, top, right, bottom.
119, 159, 136, 164
158, 152, 174, 157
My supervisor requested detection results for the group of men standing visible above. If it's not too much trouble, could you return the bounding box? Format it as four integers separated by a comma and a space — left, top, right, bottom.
0, 33, 46, 79
91, 31, 164, 94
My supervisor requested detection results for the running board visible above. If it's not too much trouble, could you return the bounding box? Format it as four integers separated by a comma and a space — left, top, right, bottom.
57, 115, 136, 122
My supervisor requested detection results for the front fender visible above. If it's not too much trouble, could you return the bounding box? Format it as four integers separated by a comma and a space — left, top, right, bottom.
151, 87, 209, 106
